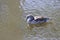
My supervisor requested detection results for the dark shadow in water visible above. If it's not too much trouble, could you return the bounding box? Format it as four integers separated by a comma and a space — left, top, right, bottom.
27, 22, 53, 30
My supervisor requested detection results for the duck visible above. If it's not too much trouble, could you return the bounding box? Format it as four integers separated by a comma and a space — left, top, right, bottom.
26, 14, 50, 24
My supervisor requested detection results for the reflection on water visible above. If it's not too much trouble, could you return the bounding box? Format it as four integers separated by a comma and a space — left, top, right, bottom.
27, 22, 53, 31
27, 21, 53, 28
20, 0, 60, 40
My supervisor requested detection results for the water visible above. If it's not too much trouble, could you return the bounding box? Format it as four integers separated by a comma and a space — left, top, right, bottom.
0, 0, 23, 40
0, 0, 60, 40
20, 0, 60, 40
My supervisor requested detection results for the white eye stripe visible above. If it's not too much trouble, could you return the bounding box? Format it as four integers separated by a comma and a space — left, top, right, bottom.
27, 18, 31, 22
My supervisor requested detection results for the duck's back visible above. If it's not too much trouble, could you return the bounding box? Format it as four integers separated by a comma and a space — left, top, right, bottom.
35, 18, 49, 23
28, 18, 49, 24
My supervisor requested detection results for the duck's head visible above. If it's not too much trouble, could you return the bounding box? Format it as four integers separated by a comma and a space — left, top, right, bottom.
26, 15, 34, 23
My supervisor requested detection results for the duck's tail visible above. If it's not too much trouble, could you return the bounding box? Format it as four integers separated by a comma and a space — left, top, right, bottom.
45, 17, 52, 22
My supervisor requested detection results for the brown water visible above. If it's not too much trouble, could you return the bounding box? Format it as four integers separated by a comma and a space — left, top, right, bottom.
0, 0, 23, 40
0, 0, 60, 40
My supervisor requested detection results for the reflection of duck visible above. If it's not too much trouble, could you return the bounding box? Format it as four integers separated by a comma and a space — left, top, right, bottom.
26, 14, 50, 24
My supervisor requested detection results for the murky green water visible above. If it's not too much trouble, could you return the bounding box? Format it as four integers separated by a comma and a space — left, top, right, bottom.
20, 0, 60, 40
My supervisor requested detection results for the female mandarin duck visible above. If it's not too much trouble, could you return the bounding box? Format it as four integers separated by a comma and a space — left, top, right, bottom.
26, 14, 50, 24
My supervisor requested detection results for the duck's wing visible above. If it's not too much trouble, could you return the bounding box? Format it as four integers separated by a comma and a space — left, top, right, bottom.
35, 18, 49, 22
34, 16, 43, 20
29, 20, 42, 24
30, 19, 44, 24
28, 18, 49, 24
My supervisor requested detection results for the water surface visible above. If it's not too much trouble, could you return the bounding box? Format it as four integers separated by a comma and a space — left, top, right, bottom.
20, 0, 60, 40
0, 0, 23, 40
